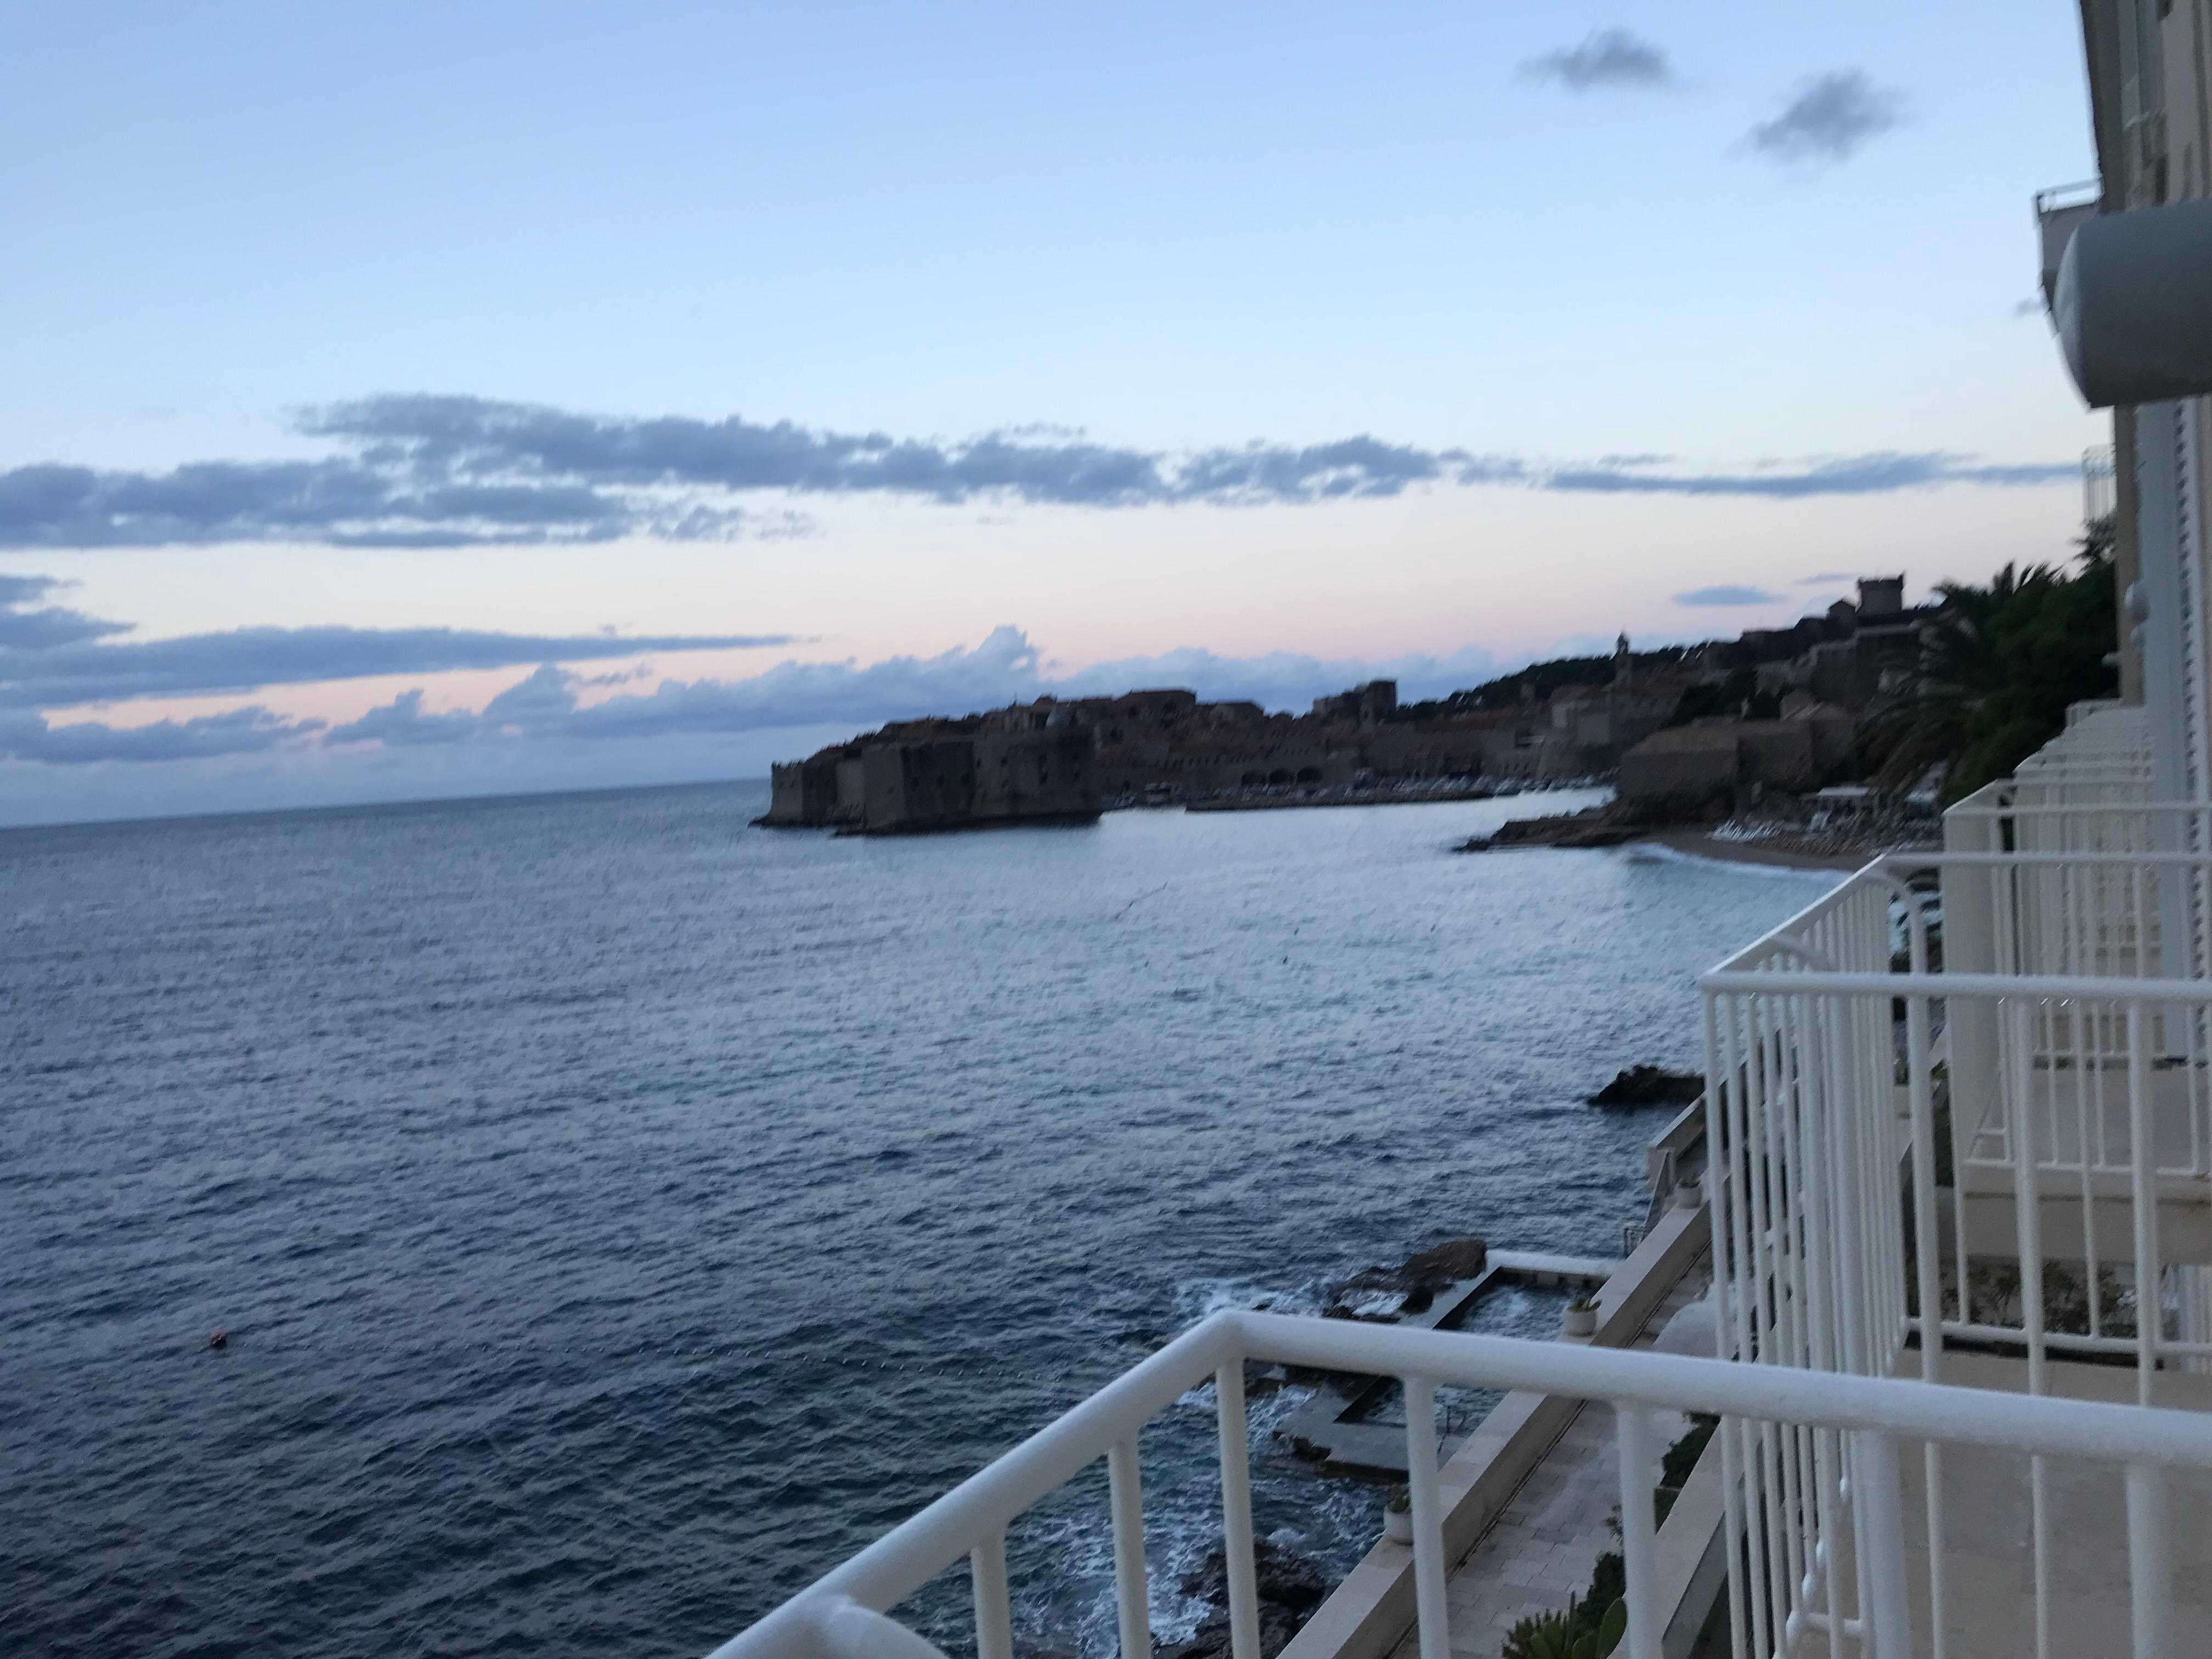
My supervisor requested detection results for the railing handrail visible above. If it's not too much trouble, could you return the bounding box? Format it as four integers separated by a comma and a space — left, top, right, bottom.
713, 1310, 2212, 1659
1877, 849, 2212, 867
1704, 858, 1885, 977
1943, 801, 2199, 818
1708, 846, 2212, 979
1701, 966, 2212, 1002
1234, 1313, 2212, 1462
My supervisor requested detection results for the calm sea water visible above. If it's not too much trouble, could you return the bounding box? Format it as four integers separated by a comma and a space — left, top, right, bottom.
0, 782, 1831, 1659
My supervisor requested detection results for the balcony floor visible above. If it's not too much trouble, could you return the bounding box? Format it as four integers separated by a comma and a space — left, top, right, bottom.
1384, 1268, 1708, 1659
1864, 1353, 2212, 1659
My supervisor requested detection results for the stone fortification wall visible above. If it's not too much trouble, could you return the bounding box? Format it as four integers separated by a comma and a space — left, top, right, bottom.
758, 730, 1100, 832
972, 729, 1098, 822
762, 757, 841, 825
862, 738, 979, 832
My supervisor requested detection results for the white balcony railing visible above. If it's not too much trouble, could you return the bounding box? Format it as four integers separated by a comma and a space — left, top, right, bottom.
707, 1312, 2212, 1659
1701, 823, 2212, 1659
716, 707, 2212, 1659
1703, 848, 2212, 1362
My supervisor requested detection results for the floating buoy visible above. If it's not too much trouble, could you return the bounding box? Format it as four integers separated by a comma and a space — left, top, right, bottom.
208, 1329, 228, 1350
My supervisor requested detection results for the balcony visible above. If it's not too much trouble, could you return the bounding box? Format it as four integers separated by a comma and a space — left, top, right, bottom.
716, 712, 2212, 1659
708, 1311, 2212, 1659
1691, 708, 2212, 1652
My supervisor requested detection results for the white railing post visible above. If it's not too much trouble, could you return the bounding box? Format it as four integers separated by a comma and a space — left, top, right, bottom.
2126, 1462, 2172, 1659
1107, 1437, 1150, 1659
1402, 1376, 1451, 1659
1214, 1362, 1261, 1659
2004, 997, 2054, 1659
2128, 1005, 2163, 1401
971, 1531, 1013, 1659
1613, 1403, 1661, 1659
1702, 992, 1754, 1659
1943, 793, 2003, 1189
1854, 1430, 1911, 1659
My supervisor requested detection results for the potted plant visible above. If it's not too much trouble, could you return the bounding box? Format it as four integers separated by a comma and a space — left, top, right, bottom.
1562, 1294, 1600, 1338
1383, 1484, 1413, 1544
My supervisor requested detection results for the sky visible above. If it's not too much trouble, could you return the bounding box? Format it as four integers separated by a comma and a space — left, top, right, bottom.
0, 3, 2108, 825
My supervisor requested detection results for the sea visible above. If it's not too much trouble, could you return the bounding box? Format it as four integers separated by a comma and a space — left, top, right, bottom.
0, 781, 1835, 1659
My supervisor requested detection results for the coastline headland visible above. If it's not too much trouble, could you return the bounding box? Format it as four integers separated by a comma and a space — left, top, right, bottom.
759, 674, 1631, 834
762, 582, 1923, 835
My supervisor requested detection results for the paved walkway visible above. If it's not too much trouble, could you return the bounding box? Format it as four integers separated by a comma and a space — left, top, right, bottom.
1389, 1264, 1709, 1659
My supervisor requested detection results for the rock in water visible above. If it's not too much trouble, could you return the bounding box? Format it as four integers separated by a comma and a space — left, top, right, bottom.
1590, 1065, 1702, 1107
1321, 1237, 1489, 1322
1156, 1539, 1331, 1659
1398, 1237, 1488, 1283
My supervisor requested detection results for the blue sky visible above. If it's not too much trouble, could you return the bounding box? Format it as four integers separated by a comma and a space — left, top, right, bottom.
0, 3, 2105, 823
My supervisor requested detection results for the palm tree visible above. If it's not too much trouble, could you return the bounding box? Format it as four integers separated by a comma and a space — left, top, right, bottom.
1858, 518, 2115, 800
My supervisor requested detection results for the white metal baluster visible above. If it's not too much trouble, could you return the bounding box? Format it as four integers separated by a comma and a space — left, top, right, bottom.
2128, 1006, 2161, 1403
1819, 984, 1880, 1654
2006, 999, 2051, 1659
2134, 860, 2152, 981
2185, 986, 2203, 1186
1402, 1376, 1449, 1659
1214, 1363, 1261, 1659
1613, 1404, 1661, 1659
2126, 1463, 2171, 1659
1854, 1431, 1910, 1659
972, 1531, 1014, 1659
1778, 994, 1824, 1634
1703, 992, 1753, 1659
1791, 992, 1845, 1643
1750, 994, 1795, 1638
1107, 1438, 1149, 1659
2076, 997, 2102, 1338
1903, 967, 1949, 1659
2190, 1001, 2203, 1180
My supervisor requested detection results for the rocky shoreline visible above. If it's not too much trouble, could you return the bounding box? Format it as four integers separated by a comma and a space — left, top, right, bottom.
1154, 1538, 1331, 1659
1455, 799, 1692, 853
1459, 800, 1931, 873
1588, 1064, 1701, 1107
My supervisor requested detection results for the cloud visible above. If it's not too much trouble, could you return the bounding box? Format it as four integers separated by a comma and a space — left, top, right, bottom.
1545, 452, 2072, 498
1521, 29, 1678, 92
1745, 70, 1905, 164
295, 394, 1520, 511
323, 688, 481, 747
1052, 642, 1503, 710
0, 704, 325, 764
0, 394, 2074, 549
0, 576, 794, 708
1799, 572, 1858, 584
0, 572, 136, 650
339, 630, 1053, 746
1674, 585, 1782, 607
0, 573, 62, 606
0, 597, 133, 651
314, 631, 1511, 759
0, 406, 1506, 548
0, 456, 761, 550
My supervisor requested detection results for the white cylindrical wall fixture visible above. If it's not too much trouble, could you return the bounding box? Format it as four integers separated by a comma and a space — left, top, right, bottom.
2055, 198, 2212, 408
